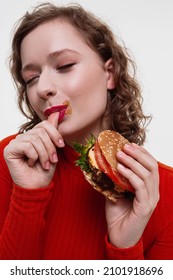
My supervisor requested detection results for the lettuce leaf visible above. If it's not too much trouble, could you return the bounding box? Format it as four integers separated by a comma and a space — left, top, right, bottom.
73, 134, 95, 173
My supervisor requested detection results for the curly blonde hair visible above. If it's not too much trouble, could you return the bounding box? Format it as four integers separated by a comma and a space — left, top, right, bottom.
9, 2, 151, 145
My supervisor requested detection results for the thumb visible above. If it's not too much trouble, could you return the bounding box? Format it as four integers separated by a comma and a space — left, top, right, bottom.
47, 112, 59, 128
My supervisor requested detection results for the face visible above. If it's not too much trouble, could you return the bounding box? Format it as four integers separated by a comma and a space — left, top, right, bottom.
21, 20, 115, 144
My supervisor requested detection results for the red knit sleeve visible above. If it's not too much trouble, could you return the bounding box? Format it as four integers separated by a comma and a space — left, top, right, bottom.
144, 163, 173, 260
105, 234, 144, 260
0, 135, 54, 259
0, 183, 53, 260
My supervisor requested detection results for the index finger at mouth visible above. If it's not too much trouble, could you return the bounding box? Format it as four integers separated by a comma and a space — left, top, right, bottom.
47, 112, 59, 128
35, 118, 65, 148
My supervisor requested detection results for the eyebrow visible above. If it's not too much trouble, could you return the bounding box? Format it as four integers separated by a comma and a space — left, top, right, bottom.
21, 64, 39, 76
49, 49, 80, 59
21, 48, 80, 75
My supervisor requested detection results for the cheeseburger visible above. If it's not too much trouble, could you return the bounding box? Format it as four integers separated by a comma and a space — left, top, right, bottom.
74, 130, 135, 202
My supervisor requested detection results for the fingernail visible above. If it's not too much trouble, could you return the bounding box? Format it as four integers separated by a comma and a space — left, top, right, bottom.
45, 161, 50, 170
117, 163, 126, 170
58, 138, 65, 147
125, 144, 133, 150
52, 153, 58, 163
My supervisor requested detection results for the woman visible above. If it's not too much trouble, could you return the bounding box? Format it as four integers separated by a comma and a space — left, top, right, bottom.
0, 2, 172, 260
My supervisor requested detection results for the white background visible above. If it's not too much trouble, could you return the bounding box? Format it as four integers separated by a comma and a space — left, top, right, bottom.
0, 0, 173, 166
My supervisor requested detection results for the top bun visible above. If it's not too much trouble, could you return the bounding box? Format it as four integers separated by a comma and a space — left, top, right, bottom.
97, 130, 129, 171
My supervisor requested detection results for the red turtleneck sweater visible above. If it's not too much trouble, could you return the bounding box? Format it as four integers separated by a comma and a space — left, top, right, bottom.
0, 134, 173, 260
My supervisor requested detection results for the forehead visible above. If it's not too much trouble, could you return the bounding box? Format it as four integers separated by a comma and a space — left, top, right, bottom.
20, 18, 102, 69
21, 19, 89, 53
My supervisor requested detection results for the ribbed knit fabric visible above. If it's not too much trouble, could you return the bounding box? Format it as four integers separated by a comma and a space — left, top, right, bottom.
0, 134, 173, 260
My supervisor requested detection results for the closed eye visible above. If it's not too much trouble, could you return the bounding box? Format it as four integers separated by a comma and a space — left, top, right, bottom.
25, 76, 39, 86
57, 63, 75, 71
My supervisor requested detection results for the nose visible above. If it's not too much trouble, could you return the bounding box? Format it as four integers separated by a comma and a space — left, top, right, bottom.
36, 71, 57, 99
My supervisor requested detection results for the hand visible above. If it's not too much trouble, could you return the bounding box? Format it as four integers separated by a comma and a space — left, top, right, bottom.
105, 143, 159, 248
4, 112, 64, 189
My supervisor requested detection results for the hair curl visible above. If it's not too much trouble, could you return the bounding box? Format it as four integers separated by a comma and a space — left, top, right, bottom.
9, 2, 151, 145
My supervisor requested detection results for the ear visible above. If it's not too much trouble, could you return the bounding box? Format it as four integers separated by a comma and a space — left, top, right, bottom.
104, 58, 115, 90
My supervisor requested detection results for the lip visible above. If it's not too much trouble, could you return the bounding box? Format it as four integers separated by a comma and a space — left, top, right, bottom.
44, 104, 68, 122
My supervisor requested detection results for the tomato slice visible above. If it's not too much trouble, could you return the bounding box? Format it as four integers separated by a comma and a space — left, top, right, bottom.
94, 140, 134, 193
94, 140, 115, 179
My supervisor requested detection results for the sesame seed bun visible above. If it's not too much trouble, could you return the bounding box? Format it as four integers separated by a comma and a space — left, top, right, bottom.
98, 130, 129, 171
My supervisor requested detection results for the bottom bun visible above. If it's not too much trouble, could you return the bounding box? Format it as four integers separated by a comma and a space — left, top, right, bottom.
83, 171, 129, 203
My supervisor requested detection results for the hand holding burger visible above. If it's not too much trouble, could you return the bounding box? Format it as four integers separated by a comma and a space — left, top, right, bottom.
106, 138, 160, 248
74, 130, 159, 248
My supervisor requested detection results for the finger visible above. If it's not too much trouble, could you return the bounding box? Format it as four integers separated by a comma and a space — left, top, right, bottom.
19, 135, 51, 169
117, 161, 159, 215
122, 144, 157, 172
117, 160, 146, 190
4, 138, 38, 167
117, 150, 149, 181
131, 143, 156, 160
117, 151, 159, 204
18, 141, 39, 167
36, 118, 65, 148
25, 128, 58, 164
47, 112, 59, 128
117, 149, 159, 192
117, 163, 148, 201
121, 144, 159, 194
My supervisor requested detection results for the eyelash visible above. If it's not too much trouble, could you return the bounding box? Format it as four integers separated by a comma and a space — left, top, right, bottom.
57, 63, 75, 71
25, 63, 75, 85
25, 76, 39, 86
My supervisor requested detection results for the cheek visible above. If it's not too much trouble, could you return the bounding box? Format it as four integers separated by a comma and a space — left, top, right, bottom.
72, 90, 108, 120
65, 62, 107, 93
66, 68, 108, 102
27, 93, 36, 109
26, 88, 35, 102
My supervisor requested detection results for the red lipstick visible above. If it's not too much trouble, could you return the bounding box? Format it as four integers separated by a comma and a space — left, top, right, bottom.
44, 104, 68, 122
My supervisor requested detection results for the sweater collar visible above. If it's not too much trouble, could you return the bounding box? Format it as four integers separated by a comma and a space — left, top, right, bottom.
58, 144, 84, 178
